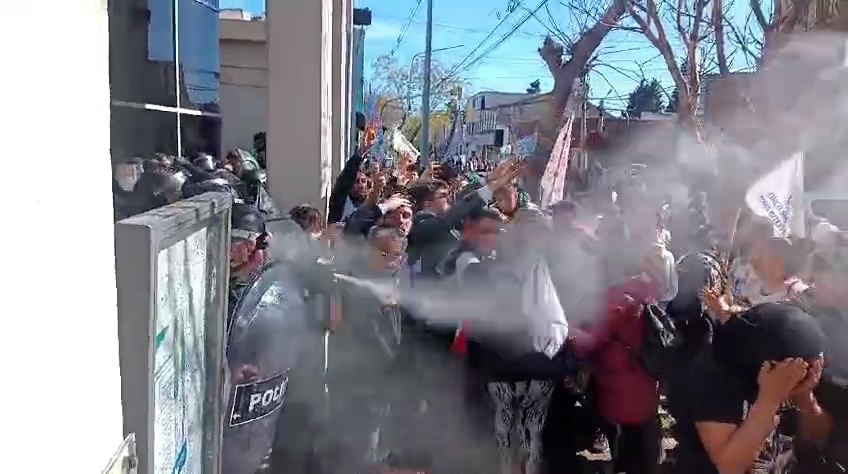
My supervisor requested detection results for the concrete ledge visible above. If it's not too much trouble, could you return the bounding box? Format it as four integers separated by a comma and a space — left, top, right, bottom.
220, 18, 266, 42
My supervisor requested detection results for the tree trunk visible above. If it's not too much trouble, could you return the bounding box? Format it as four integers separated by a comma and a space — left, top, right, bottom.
543, 0, 626, 115
713, 0, 730, 75
531, 0, 627, 199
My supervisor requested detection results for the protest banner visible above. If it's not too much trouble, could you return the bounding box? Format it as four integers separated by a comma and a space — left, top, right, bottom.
540, 116, 574, 209
744, 152, 806, 238
390, 129, 420, 162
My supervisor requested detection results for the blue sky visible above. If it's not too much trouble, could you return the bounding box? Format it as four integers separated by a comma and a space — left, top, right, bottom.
221, 0, 755, 113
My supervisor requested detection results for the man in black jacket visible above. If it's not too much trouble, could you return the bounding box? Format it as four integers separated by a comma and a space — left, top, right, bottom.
438, 206, 503, 280
407, 158, 521, 279
343, 194, 414, 238
322, 224, 496, 473
327, 144, 372, 223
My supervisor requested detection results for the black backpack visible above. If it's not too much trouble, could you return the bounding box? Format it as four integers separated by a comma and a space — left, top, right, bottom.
617, 302, 685, 381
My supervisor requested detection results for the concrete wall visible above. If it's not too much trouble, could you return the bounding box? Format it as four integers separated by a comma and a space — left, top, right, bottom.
220, 18, 268, 154
1, 0, 123, 472
331, 0, 352, 177
266, 0, 335, 212
223, 1, 352, 213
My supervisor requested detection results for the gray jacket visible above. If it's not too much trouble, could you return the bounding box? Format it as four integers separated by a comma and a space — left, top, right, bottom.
322, 267, 485, 471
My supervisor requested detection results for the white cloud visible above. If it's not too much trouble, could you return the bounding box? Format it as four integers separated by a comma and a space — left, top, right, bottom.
366, 20, 403, 41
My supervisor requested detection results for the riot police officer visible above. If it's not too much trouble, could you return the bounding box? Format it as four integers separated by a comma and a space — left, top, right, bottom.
221, 205, 317, 474
112, 156, 145, 220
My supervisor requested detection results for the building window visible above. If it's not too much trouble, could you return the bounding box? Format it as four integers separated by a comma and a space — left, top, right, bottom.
109, 0, 178, 106
178, 0, 221, 113
180, 113, 222, 156
111, 105, 179, 158
109, 0, 221, 163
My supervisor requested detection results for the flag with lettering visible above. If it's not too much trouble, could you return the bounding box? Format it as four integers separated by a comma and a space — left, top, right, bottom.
744, 152, 806, 238
540, 115, 574, 209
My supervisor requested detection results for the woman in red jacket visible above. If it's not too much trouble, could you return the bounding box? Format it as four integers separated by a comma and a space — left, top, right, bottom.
572, 260, 663, 474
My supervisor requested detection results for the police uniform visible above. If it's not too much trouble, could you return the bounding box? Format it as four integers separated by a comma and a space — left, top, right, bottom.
221, 263, 311, 474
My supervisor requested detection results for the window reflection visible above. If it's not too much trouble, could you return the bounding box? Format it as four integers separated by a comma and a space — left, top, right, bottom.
111, 107, 179, 161
178, 0, 220, 112
180, 114, 222, 158
108, 0, 178, 106
148, 0, 175, 61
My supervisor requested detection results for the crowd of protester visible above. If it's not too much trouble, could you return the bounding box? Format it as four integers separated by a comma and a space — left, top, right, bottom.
292, 141, 848, 474
446, 155, 495, 174
112, 136, 848, 474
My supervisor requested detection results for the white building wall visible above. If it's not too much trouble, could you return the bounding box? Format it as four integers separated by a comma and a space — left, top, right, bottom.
0, 1, 123, 472
220, 82, 267, 154
220, 20, 269, 155
267, 0, 335, 212
331, 0, 351, 177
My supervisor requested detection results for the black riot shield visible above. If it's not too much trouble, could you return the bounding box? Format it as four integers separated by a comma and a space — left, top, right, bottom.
221, 262, 312, 474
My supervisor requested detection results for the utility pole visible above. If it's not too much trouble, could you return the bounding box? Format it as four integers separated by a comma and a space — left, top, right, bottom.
420, 0, 434, 168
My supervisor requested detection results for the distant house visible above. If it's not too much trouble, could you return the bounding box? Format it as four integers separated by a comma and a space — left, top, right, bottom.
460, 83, 608, 163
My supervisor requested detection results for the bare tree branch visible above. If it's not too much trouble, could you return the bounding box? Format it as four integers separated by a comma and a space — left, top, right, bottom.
750, 0, 770, 29
628, 0, 686, 90
724, 10, 761, 66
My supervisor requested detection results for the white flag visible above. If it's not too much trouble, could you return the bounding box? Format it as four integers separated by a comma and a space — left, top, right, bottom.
390, 128, 420, 162
540, 116, 574, 209
744, 152, 806, 238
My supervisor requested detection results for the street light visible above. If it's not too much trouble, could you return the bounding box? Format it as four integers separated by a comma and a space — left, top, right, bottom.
407, 44, 464, 111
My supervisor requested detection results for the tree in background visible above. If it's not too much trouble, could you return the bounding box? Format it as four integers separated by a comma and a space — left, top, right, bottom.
508, 0, 627, 198
748, 0, 844, 63
368, 54, 466, 133
538, 0, 627, 123
626, 79, 666, 118
401, 110, 454, 148
626, 0, 728, 131
665, 88, 679, 113
664, 58, 687, 113
526, 79, 542, 94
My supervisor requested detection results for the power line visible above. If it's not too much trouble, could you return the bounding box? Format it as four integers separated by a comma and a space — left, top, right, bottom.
377, 13, 543, 39
447, 4, 521, 75
418, 3, 545, 100
389, 0, 424, 58
451, 0, 549, 77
